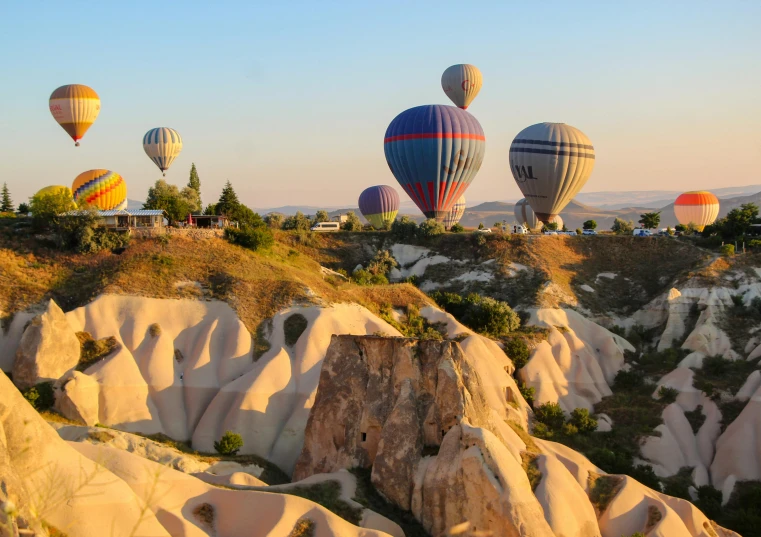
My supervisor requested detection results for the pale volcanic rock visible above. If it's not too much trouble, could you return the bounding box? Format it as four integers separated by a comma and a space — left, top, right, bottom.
12, 299, 80, 390
534, 438, 602, 490
653, 368, 702, 409
736, 370, 761, 401
0, 310, 35, 373
71, 442, 395, 537
0, 371, 171, 536
682, 305, 739, 361
54, 370, 100, 426
599, 475, 732, 537
413, 423, 556, 537
711, 383, 761, 499
519, 308, 633, 413
192, 303, 402, 475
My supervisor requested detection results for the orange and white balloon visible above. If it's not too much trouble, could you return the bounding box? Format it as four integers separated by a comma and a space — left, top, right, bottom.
441, 64, 483, 109
674, 191, 719, 231
49, 84, 100, 146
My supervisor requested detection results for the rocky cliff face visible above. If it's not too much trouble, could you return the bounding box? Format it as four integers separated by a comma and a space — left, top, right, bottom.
294, 335, 554, 536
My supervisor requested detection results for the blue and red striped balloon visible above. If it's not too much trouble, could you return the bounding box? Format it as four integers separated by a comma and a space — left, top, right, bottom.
358, 185, 399, 229
384, 105, 485, 221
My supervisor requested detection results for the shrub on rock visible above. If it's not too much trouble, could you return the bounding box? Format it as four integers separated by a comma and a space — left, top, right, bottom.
214, 430, 244, 455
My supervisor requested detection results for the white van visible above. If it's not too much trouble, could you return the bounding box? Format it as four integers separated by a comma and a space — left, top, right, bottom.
310, 222, 340, 232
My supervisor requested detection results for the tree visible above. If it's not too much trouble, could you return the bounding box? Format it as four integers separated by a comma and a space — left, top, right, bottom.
611, 218, 634, 234
216, 181, 240, 216
450, 223, 464, 233
569, 408, 598, 433
187, 163, 202, 208
478, 222, 485, 229
144, 179, 201, 223
718, 203, 759, 240
282, 211, 311, 231
674, 223, 687, 233
418, 218, 445, 238
17, 202, 29, 215
313, 210, 329, 225
544, 222, 558, 231
366, 250, 398, 277
583, 219, 597, 230
639, 211, 661, 230
214, 431, 244, 455
203, 203, 217, 215
264, 213, 283, 229
29, 189, 77, 230
390, 216, 418, 240
1, 183, 13, 213
342, 211, 362, 231
227, 204, 264, 229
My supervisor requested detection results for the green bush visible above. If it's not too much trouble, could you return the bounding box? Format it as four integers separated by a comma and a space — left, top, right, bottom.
504, 337, 530, 369
532, 422, 553, 439
569, 408, 598, 433
22, 382, 54, 411
562, 423, 579, 436
366, 250, 398, 277
224, 227, 274, 251
341, 211, 363, 231
720, 244, 735, 257
534, 402, 565, 430
702, 355, 729, 376
518, 382, 535, 406
214, 430, 244, 455
148, 323, 162, 337
284, 313, 308, 346
429, 291, 520, 337
390, 216, 418, 241
613, 369, 645, 390
449, 223, 464, 233
282, 211, 311, 231
418, 218, 444, 238
657, 385, 679, 404
351, 269, 388, 286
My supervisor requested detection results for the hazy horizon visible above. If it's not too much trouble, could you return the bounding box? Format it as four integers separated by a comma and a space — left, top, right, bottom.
1, 1, 759, 209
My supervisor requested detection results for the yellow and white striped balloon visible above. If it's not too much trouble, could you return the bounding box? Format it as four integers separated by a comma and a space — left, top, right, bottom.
143, 127, 183, 176
441, 64, 483, 109
49, 84, 100, 146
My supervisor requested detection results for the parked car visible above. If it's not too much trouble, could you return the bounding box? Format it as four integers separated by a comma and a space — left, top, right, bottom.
310, 221, 340, 232
582, 229, 597, 235
632, 229, 652, 237
543, 231, 558, 235
476, 228, 492, 233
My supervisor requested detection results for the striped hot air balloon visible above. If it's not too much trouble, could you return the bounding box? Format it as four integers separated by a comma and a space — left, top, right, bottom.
509, 123, 595, 223
384, 105, 485, 221
443, 196, 466, 229
358, 185, 399, 229
514, 198, 541, 231
49, 84, 101, 146
72, 170, 127, 211
441, 64, 483, 109
143, 128, 183, 176
674, 191, 719, 231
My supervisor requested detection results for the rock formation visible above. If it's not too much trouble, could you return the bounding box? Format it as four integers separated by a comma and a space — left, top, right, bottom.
11, 299, 80, 390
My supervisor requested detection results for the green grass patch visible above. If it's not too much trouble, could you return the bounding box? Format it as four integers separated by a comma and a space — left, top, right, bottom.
588, 473, 624, 516
280, 481, 362, 525
76, 331, 118, 371
522, 453, 542, 492
692, 356, 759, 399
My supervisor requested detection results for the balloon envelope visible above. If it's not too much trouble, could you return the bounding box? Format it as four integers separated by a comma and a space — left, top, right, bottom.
384, 105, 485, 221
358, 185, 399, 229
674, 191, 719, 231
72, 170, 127, 211
441, 64, 483, 109
143, 128, 183, 176
509, 123, 595, 222
49, 85, 100, 146
514, 198, 541, 231
443, 196, 466, 229
33, 186, 77, 210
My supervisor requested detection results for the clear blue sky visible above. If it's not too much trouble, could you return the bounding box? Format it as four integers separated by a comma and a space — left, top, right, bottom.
1, 1, 759, 210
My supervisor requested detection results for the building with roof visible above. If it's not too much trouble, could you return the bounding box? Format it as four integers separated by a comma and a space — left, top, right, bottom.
91, 209, 166, 230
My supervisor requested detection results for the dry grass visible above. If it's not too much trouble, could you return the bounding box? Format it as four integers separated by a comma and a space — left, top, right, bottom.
0, 234, 430, 336
39, 410, 80, 426
506, 421, 540, 455
75, 332, 119, 371
588, 472, 625, 516
192, 503, 215, 533
288, 518, 315, 537
645, 505, 663, 532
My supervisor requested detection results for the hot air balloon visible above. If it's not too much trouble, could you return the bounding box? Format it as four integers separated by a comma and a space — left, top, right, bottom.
443, 196, 466, 229
358, 185, 399, 229
49, 85, 100, 146
509, 123, 595, 223
143, 128, 183, 176
441, 64, 483, 109
72, 170, 127, 211
674, 191, 719, 231
384, 105, 485, 221
514, 198, 541, 231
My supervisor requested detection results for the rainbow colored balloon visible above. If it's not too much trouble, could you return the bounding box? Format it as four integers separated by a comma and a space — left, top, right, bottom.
443, 196, 466, 229
384, 105, 485, 221
72, 170, 127, 211
358, 185, 399, 229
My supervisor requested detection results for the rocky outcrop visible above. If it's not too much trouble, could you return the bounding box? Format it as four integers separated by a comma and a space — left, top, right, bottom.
294, 335, 559, 536
54, 371, 100, 425
11, 299, 80, 390
519, 308, 633, 413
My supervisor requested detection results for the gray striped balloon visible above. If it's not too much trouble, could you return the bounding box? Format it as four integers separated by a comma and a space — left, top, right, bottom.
143, 127, 183, 176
